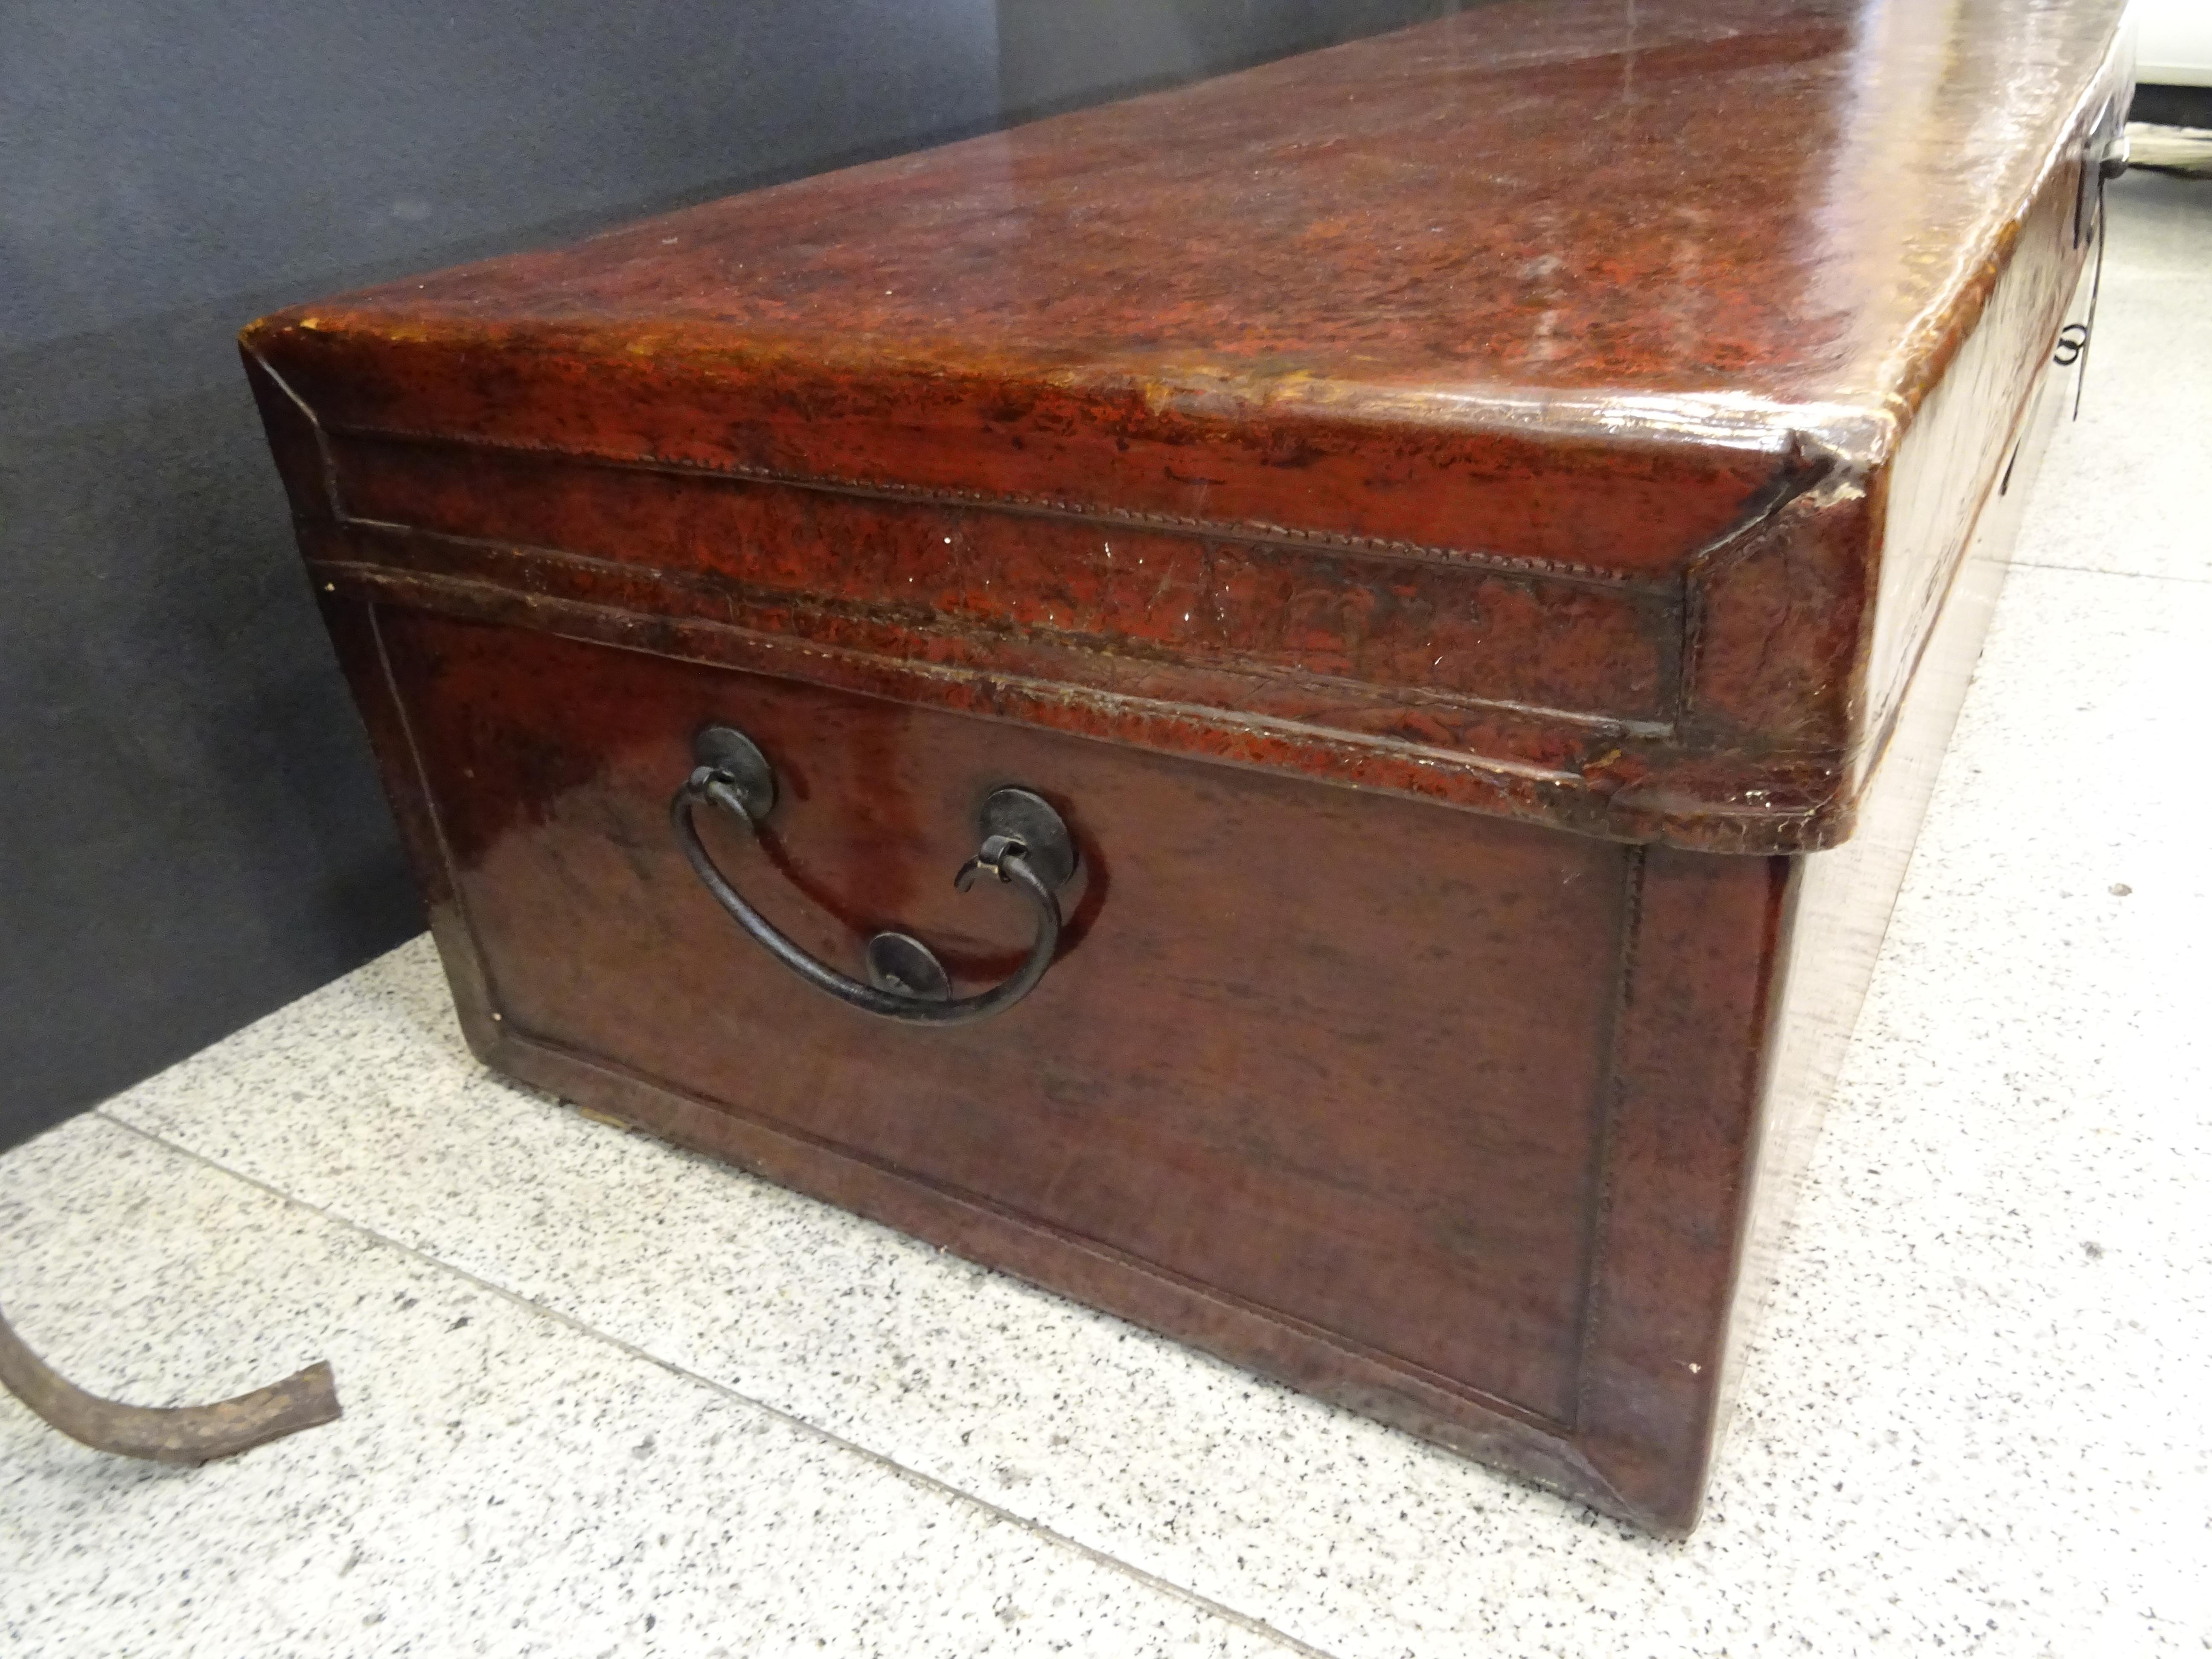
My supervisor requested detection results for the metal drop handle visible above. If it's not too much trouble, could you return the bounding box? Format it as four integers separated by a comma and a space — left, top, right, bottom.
669, 725, 1077, 1025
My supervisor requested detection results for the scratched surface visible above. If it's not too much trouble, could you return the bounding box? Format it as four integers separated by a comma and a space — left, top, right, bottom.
260, 0, 2120, 456
244, 0, 2126, 853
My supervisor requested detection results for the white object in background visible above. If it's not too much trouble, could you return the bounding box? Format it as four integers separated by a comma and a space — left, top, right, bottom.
2127, 122, 2212, 171
2135, 0, 2212, 85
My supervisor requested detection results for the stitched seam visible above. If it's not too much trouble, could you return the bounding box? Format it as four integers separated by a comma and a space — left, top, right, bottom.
322, 560, 1855, 850
1572, 843, 1647, 1433
367, 602, 511, 1026
1674, 444, 1834, 729
320, 562, 1604, 792
326, 527, 1679, 739
323, 420, 1667, 592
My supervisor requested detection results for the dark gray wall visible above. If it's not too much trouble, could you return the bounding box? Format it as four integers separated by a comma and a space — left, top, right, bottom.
999, 0, 1471, 115
0, 0, 1004, 1150
0, 0, 1468, 1151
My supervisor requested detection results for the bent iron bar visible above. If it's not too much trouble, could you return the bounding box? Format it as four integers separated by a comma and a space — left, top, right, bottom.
0, 1299, 339, 1464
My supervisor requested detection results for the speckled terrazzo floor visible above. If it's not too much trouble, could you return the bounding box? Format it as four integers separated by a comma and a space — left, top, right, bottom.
5, 172, 2209, 1659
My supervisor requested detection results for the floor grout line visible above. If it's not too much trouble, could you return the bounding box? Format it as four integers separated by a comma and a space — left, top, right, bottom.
88, 1107, 1342, 1659
2002, 556, 2212, 585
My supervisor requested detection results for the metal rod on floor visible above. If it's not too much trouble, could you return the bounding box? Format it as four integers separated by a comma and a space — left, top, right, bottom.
0, 1298, 340, 1464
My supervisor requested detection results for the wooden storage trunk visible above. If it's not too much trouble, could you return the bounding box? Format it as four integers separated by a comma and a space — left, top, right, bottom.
244, 0, 2131, 1534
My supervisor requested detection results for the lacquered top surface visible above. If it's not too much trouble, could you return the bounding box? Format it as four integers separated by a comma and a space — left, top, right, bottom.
277, 0, 2123, 460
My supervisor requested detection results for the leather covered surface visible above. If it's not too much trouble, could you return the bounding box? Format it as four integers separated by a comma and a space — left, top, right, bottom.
246, 0, 2130, 850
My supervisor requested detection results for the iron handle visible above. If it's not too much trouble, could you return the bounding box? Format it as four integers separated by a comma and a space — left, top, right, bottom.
669, 725, 1077, 1025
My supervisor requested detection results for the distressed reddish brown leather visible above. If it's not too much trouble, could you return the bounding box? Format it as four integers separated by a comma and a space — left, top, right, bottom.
246, 0, 2127, 852
247, 0, 2130, 1532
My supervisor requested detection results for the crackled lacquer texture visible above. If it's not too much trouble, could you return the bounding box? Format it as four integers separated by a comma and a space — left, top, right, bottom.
244, 0, 2127, 849
240, 0, 2128, 1535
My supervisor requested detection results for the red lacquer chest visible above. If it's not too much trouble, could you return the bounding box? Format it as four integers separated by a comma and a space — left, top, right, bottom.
244, 0, 2131, 1532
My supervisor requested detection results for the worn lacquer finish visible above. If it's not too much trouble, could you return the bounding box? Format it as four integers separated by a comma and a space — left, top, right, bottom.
246, 0, 2128, 1532
385, 610, 1631, 1426
247, 0, 2127, 851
